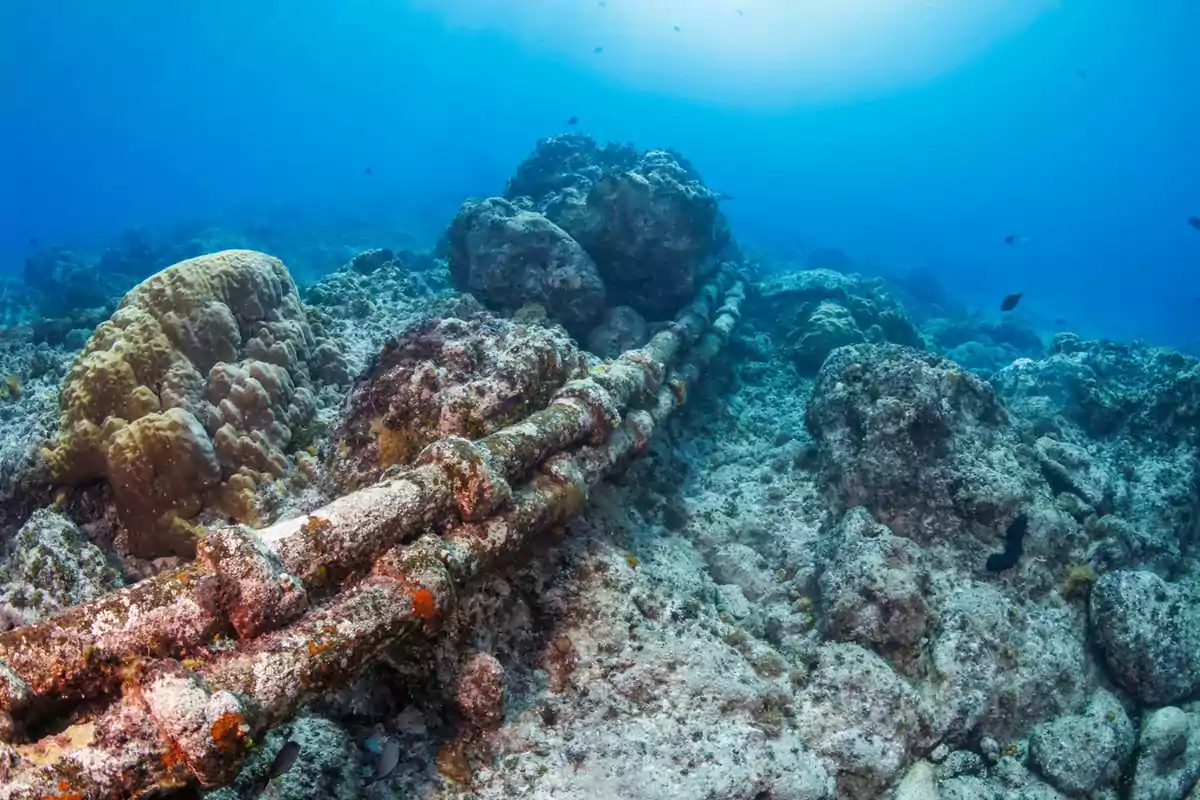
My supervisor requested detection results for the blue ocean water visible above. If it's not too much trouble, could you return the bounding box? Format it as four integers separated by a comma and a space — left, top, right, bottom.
2, 0, 1198, 344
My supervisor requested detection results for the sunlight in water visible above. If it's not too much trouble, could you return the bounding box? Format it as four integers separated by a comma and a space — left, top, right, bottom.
413, 0, 1060, 105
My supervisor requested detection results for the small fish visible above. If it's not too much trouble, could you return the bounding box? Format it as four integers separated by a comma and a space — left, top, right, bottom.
566, 116, 578, 126
1053, 317, 1068, 325
718, 192, 734, 201
1076, 69, 1087, 80
364, 166, 373, 175
266, 741, 301, 782
597, 1, 605, 5
673, 25, 681, 32
1003, 234, 1017, 245
28, 237, 38, 246
593, 46, 604, 54
1188, 216, 1200, 230
367, 737, 402, 785
736, 9, 744, 16
1000, 293, 1023, 312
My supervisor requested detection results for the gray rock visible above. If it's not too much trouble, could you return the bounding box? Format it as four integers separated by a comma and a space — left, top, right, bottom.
1089, 570, 1200, 705
586, 305, 649, 359
444, 197, 606, 330
817, 508, 927, 648
805, 343, 1041, 546
1028, 690, 1134, 795
0, 509, 122, 630
1131, 707, 1200, 800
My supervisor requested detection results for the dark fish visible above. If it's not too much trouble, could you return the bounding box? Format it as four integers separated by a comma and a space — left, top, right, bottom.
736, 9, 744, 16
1003, 234, 1016, 245
364, 166, 373, 175
1000, 293, 1023, 312
1188, 216, 1200, 230
1076, 69, 1087, 80
566, 116, 578, 126
673, 25, 681, 31
718, 192, 734, 201
367, 737, 402, 785
1053, 317, 1068, 325
986, 513, 1028, 572
593, 46, 604, 54
266, 741, 301, 781
28, 237, 38, 246
597, 1, 606, 5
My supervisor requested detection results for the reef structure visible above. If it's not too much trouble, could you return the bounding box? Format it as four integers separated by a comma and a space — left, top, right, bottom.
0, 263, 746, 798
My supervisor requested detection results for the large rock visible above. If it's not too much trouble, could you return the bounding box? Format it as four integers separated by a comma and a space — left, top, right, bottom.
443, 197, 606, 330
507, 134, 733, 319
806, 343, 1041, 546
1130, 707, 1200, 800
1088, 570, 1200, 705
1027, 690, 1134, 796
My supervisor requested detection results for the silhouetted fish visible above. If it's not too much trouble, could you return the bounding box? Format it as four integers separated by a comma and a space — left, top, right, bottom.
364, 166, 373, 176
1003, 234, 1016, 245
593, 46, 604, 54
566, 116, 578, 126
367, 738, 401, 785
1053, 317, 1068, 325
28, 237, 37, 246
1188, 216, 1200, 230
1000, 293, 1023, 312
718, 192, 734, 201
736, 9, 744, 16
673, 25, 681, 32
1076, 69, 1087, 80
263, 741, 300, 785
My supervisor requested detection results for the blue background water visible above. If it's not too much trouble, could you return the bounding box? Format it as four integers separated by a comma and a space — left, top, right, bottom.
3, 0, 1198, 348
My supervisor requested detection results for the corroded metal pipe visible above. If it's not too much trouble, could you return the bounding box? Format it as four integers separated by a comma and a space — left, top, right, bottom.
0, 279, 744, 799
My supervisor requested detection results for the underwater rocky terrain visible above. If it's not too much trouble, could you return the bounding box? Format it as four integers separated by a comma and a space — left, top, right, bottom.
0, 134, 1197, 800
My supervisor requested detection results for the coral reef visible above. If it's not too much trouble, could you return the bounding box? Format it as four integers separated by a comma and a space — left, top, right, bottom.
4, 139, 1200, 800
750, 269, 924, 373
41, 250, 342, 558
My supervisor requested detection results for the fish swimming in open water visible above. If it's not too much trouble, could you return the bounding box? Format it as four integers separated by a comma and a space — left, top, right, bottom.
1000, 293, 1023, 312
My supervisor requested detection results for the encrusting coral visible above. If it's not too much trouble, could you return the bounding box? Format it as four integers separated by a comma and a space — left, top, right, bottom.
41, 250, 344, 559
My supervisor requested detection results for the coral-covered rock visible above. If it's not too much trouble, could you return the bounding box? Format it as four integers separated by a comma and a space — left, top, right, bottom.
328, 312, 588, 490
793, 301, 866, 371
507, 134, 733, 318
444, 197, 606, 330
506, 132, 637, 211
1089, 570, 1200, 705
792, 643, 935, 798
41, 250, 341, 558
992, 335, 1200, 444
1027, 690, 1134, 796
455, 651, 506, 729
552, 150, 728, 317
806, 344, 1040, 546
1130, 707, 1200, 800
586, 305, 649, 359
816, 508, 927, 649
751, 270, 923, 373
0, 509, 123, 630
991, 338, 1199, 576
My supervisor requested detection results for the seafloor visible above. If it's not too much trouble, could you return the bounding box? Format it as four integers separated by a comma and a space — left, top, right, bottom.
0, 134, 1198, 800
